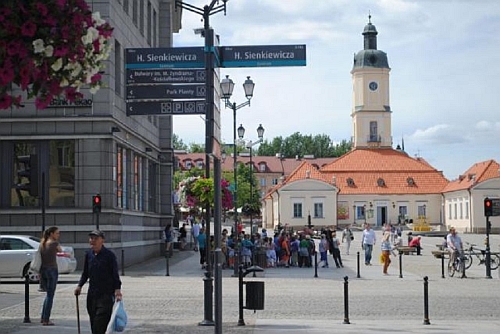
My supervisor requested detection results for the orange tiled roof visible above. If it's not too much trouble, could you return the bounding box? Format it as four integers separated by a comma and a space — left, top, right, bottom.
443, 160, 500, 192
270, 148, 449, 195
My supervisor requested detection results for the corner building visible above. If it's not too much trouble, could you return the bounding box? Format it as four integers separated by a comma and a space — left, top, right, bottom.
0, 1, 181, 267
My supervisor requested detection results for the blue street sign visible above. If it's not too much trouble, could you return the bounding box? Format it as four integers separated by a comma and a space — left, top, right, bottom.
221, 44, 306, 68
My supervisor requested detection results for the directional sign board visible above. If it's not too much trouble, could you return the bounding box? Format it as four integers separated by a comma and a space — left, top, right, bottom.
127, 101, 206, 116
221, 44, 306, 68
127, 84, 206, 100
126, 69, 206, 84
126, 47, 205, 69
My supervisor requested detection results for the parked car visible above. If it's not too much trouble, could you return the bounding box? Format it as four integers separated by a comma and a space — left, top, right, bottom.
0, 235, 77, 282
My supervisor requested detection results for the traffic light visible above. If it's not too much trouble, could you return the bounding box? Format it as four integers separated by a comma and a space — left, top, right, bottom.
484, 198, 493, 217
92, 194, 102, 213
15, 154, 39, 197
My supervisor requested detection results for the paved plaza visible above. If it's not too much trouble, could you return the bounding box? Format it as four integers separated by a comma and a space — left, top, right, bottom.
1, 231, 500, 333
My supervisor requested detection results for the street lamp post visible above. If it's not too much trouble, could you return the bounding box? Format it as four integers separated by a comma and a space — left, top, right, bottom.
239, 124, 265, 236
221, 75, 255, 277
174, 1, 227, 330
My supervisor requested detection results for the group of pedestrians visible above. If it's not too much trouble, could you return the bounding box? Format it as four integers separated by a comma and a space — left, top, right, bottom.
37, 226, 122, 334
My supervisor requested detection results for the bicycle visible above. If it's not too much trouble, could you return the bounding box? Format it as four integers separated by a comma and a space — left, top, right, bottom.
448, 250, 465, 277
463, 242, 499, 270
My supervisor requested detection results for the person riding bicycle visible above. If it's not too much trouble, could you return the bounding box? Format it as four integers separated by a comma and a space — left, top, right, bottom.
446, 226, 463, 265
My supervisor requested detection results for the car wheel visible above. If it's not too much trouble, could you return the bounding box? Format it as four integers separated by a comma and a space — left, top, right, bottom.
23, 263, 40, 283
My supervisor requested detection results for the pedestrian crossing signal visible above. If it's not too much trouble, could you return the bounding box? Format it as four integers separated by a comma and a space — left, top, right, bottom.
92, 194, 102, 213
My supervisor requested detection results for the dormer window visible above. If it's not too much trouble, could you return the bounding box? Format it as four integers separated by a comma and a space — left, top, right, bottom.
407, 177, 415, 186
196, 161, 203, 169
185, 161, 192, 169
377, 178, 385, 187
259, 162, 266, 172
347, 178, 355, 187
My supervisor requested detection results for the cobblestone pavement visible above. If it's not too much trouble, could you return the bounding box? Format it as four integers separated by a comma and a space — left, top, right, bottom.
1, 231, 500, 333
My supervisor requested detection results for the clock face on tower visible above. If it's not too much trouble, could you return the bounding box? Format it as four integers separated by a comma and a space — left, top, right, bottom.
369, 81, 378, 91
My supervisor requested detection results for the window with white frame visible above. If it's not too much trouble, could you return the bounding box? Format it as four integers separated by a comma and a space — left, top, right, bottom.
260, 178, 266, 187
259, 163, 266, 172
196, 160, 203, 169
465, 202, 469, 219
454, 203, 457, 219
448, 203, 452, 219
185, 161, 192, 169
459, 202, 463, 219
314, 202, 324, 218
417, 204, 427, 217
272, 178, 278, 185
293, 203, 303, 218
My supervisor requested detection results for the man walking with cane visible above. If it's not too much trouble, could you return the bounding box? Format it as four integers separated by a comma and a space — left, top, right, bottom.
74, 230, 122, 334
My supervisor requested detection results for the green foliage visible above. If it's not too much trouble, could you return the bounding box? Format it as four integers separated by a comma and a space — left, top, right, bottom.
256, 133, 351, 158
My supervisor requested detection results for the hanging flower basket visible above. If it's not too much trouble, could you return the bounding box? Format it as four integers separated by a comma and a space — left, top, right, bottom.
0, 0, 113, 109
178, 176, 233, 211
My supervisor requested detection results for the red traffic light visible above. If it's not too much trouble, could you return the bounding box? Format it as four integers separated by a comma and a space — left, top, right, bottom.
92, 194, 102, 213
484, 198, 493, 217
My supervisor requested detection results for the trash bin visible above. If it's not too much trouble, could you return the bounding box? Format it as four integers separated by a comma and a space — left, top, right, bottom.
255, 249, 267, 269
245, 281, 264, 310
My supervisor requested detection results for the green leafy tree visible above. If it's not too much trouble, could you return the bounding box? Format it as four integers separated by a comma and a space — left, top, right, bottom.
189, 143, 205, 153
172, 134, 188, 151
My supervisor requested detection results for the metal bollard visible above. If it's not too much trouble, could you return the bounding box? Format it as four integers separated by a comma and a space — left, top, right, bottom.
423, 276, 430, 325
343, 276, 350, 324
238, 265, 245, 326
199, 271, 214, 326
23, 275, 30, 323
121, 249, 125, 276
165, 253, 170, 276
314, 252, 318, 278
441, 252, 445, 279
356, 252, 360, 278
399, 251, 403, 278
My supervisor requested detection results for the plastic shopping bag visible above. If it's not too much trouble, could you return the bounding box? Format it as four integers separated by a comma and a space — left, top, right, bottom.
105, 300, 127, 333
29, 247, 42, 273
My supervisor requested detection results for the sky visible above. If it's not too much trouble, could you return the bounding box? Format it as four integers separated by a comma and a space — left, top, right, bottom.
172, 0, 500, 180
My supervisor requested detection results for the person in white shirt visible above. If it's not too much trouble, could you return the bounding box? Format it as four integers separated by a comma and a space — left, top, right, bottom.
446, 226, 463, 265
361, 223, 376, 265
192, 220, 201, 251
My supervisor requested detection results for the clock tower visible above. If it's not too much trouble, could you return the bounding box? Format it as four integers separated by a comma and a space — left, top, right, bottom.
351, 16, 392, 149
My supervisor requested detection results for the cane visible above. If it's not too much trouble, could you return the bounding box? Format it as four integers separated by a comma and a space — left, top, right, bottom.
76, 295, 81, 334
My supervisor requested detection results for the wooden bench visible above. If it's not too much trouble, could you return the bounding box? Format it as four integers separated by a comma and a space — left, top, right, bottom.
432, 250, 448, 259
397, 246, 417, 255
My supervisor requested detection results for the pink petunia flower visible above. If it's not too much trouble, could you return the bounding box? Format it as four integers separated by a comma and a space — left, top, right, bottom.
20, 21, 36, 37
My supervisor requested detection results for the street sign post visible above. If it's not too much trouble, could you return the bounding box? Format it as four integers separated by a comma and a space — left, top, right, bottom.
127, 100, 206, 116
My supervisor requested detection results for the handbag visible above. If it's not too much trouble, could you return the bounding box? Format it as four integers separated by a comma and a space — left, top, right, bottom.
30, 246, 42, 273
105, 300, 128, 333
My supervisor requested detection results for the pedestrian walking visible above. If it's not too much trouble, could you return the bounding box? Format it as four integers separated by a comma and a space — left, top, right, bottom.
197, 227, 207, 269
381, 232, 393, 275
361, 223, 376, 265
164, 224, 173, 257
179, 223, 187, 250
40, 226, 63, 326
341, 224, 354, 255
319, 234, 329, 268
74, 230, 122, 334
192, 220, 200, 251
330, 231, 343, 268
